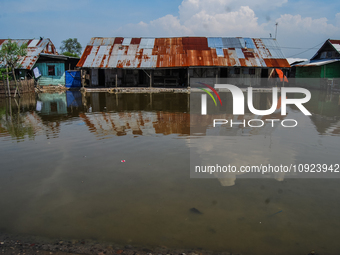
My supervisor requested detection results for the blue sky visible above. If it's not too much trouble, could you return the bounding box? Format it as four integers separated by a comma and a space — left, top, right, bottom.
1, 0, 339, 59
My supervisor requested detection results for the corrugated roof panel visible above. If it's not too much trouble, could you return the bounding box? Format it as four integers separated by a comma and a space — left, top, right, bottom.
264, 59, 290, 68
222, 38, 242, 48
102, 38, 116, 46
107, 45, 122, 68
207, 37, 223, 48
223, 49, 240, 66
83, 46, 100, 67
215, 48, 224, 57
236, 48, 245, 59
76, 37, 289, 69
139, 38, 155, 49
92, 52, 106, 68
244, 38, 255, 49
329, 40, 340, 53
140, 51, 157, 68
260, 38, 286, 59
252, 51, 267, 67
202, 50, 213, 66
122, 38, 132, 46
182, 37, 209, 51
97, 46, 111, 55
0, 38, 59, 70
253, 38, 272, 59
294, 59, 339, 67
239, 38, 246, 48
131, 38, 141, 44
114, 37, 124, 44
28, 39, 39, 47
89, 38, 116, 46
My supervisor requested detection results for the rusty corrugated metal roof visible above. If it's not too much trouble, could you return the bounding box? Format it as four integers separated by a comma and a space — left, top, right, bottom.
0, 38, 58, 70
77, 37, 290, 69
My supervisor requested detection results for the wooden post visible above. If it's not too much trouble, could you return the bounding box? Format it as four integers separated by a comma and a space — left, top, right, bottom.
216, 67, 220, 85
150, 70, 153, 88
2, 75, 7, 97
115, 73, 118, 88
187, 68, 190, 88
6, 66, 10, 97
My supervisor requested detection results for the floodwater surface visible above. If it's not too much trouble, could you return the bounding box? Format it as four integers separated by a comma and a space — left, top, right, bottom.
0, 91, 340, 255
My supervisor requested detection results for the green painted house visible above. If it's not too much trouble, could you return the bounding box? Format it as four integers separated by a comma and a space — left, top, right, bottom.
33, 53, 79, 86
294, 39, 340, 89
0, 38, 79, 86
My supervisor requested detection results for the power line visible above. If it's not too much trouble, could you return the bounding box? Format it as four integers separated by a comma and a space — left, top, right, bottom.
287, 41, 325, 58
280, 46, 321, 49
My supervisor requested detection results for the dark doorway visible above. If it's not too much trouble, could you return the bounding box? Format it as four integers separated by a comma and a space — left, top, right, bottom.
261, 68, 268, 78
98, 69, 105, 86
139, 70, 146, 85
179, 69, 187, 87
220, 68, 228, 78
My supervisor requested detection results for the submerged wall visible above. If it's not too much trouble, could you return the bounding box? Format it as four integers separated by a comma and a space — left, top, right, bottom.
34, 62, 66, 86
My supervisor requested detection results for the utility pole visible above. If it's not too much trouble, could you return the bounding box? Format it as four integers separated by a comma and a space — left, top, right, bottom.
275, 22, 278, 39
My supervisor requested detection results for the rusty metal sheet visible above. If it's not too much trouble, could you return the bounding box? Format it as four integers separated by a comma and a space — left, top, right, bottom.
0, 38, 59, 70
77, 37, 289, 69
83, 46, 100, 67
131, 38, 141, 45
89, 37, 116, 46
182, 37, 209, 51
264, 59, 290, 68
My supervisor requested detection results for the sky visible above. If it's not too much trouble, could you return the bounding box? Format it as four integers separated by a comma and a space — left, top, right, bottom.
1, 0, 339, 59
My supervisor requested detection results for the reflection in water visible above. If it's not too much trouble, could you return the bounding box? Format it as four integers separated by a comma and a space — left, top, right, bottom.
0, 91, 340, 255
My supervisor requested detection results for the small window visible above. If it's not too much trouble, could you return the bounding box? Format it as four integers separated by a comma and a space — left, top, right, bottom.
48, 65, 55, 76
327, 51, 333, 58
242, 68, 249, 74
320, 52, 327, 59
249, 68, 255, 75
234, 68, 240, 74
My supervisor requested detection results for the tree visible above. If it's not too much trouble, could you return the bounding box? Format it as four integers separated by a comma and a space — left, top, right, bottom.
0, 39, 28, 97
60, 38, 82, 57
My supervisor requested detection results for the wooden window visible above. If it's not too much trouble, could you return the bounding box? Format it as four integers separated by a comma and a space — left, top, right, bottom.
249, 68, 255, 75
234, 68, 240, 74
47, 65, 55, 76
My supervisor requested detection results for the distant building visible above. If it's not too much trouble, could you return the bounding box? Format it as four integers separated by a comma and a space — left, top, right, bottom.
0, 38, 79, 86
293, 39, 340, 89
76, 37, 290, 87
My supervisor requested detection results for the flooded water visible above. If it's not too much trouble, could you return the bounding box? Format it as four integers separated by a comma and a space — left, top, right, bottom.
0, 91, 340, 255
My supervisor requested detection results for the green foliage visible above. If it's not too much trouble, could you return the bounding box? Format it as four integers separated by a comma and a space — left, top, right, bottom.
61, 51, 79, 58
0, 67, 12, 81
60, 38, 82, 56
0, 39, 28, 70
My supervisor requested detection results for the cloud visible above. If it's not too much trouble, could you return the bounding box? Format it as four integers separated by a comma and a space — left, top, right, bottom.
273, 13, 340, 57
276, 14, 339, 35
113, 0, 340, 58
115, 0, 268, 37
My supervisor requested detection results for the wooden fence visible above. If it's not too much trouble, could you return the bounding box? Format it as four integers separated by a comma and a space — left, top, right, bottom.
0, 79, 35, 96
